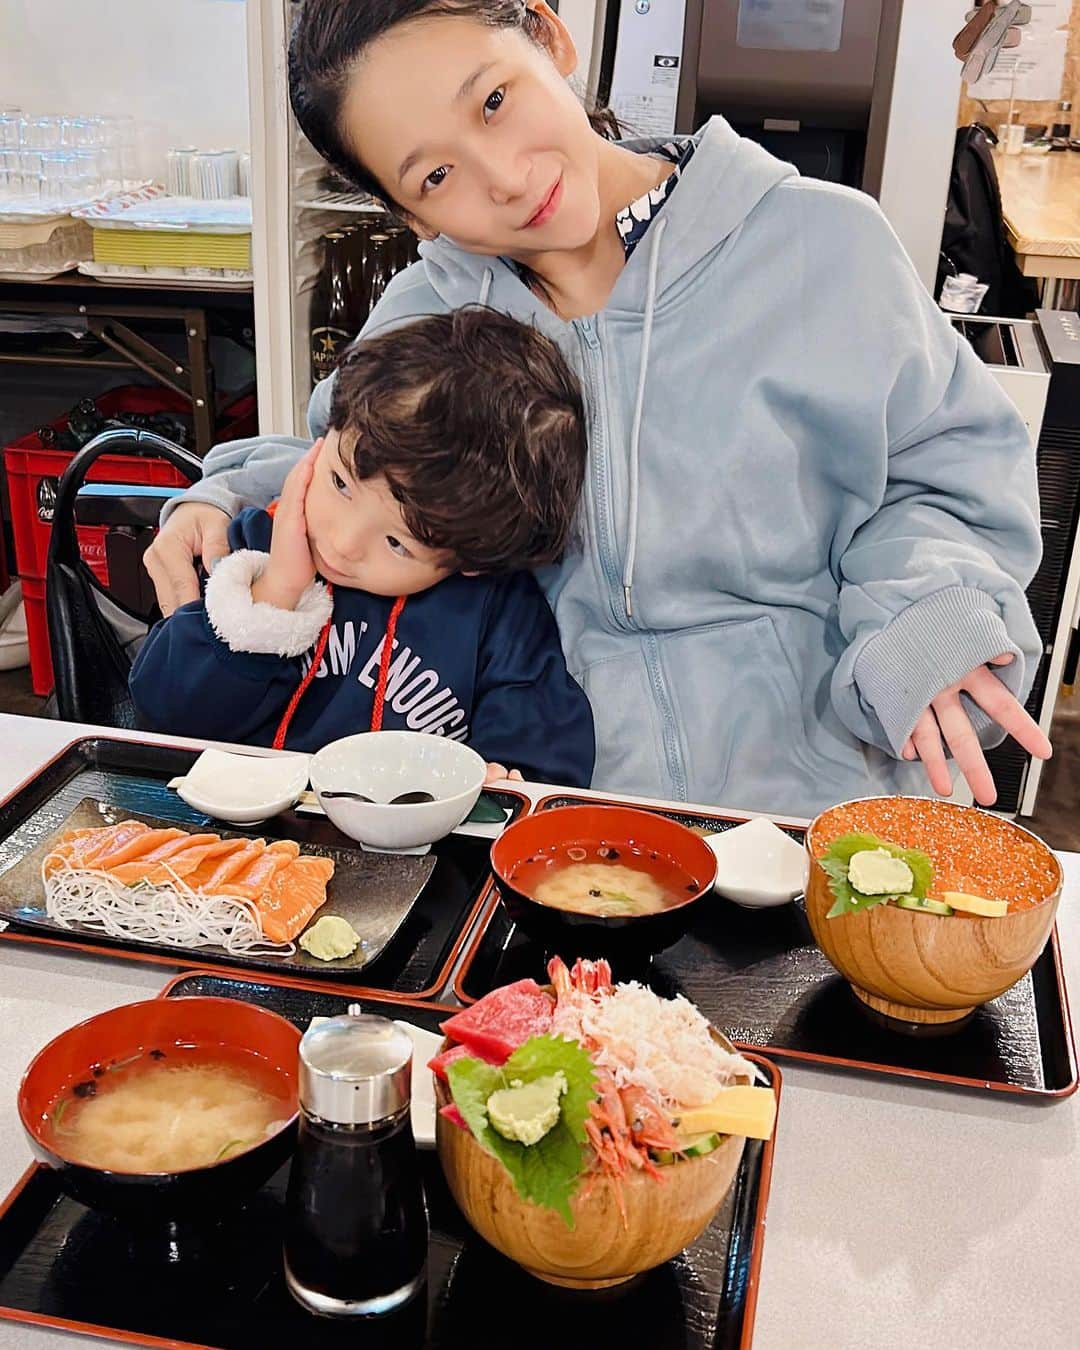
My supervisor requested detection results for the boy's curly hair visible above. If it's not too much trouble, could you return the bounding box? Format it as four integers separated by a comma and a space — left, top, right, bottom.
327, 309, 586, 573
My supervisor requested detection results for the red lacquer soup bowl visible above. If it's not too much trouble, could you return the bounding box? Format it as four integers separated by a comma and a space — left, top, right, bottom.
18, 996, 301, 1219
490, 805, 718, 963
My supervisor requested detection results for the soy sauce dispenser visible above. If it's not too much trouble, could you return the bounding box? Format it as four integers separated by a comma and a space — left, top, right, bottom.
284, 1010, 428, 1317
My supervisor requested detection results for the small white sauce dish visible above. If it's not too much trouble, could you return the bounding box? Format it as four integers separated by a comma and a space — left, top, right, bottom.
175, 749, 311, 825
310, 731, 485, 852
705, 817, 807, 908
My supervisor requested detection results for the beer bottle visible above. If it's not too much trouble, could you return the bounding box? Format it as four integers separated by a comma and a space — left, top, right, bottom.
67, 399, 107, 448
342, 217, 374, 327
365, 232, 395, 316
384, 224, 418, 274
310, 231, 351, 385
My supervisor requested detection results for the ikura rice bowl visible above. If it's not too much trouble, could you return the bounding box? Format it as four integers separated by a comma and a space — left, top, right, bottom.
810, 796, 1059, 913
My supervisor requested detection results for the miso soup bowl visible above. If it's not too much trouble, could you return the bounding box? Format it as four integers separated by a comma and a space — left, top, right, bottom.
490, 805, 718, 964
18, 996, 301, 1220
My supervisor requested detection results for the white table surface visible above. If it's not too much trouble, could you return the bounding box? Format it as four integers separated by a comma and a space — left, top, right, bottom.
0, 712, 1076, 1350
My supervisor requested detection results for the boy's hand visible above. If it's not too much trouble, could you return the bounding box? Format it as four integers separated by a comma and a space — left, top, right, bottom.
900, 654, 1052, 806
252, 441, 322, 610
484, 763, 524, 786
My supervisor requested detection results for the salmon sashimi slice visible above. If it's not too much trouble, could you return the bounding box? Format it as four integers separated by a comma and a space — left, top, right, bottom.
107, 833, 221, 886
46, 821, 151, 875
45, 823, 131, 875
86, 827, 187, 871
137, 835, 268, 887
217, 840, 301, 902
256, 855, 335, 944
186, 839, 267, 892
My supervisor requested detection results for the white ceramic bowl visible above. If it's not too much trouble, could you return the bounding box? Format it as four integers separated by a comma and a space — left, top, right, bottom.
310, 732, 486, 851
176, 749, 310, 825
705, 817, 807, 908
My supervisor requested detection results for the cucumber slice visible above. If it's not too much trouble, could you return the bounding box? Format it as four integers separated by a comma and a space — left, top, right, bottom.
895, 895, 953, 916
652, 1131, 723, 1165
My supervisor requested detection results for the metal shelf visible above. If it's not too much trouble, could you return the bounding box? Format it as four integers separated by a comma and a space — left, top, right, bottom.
295, 190, 386, 214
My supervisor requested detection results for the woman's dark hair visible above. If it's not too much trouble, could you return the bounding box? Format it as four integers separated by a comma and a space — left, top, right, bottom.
327, 309, 586, 572
289, 0, 618, 209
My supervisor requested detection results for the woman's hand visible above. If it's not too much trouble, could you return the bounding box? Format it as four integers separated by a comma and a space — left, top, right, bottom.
901, 654, 1052, 805
144, 502, 232, 616
252, 441, 322, 610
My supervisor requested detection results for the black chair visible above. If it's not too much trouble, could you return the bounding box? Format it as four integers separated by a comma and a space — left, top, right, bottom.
46, 428, 202, 727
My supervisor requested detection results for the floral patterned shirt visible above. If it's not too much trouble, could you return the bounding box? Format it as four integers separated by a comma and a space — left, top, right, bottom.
615, 138, 696, 260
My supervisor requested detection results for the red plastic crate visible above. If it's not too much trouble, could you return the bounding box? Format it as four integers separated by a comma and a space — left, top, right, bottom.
19, 576, 50, 698
3, 385, 257, 695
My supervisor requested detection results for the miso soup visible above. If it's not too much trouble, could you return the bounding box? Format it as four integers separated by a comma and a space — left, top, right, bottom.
49, 1045, 294, 1174
511, 841, 700, 917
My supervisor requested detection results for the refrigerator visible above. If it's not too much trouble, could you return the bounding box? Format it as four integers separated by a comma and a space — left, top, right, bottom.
246, 0, 389, 440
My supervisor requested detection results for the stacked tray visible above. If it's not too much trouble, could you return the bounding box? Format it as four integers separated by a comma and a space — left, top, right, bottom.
0, 737, 525, 999
0, 973, 781, 1350
453, 794, 1077, 1099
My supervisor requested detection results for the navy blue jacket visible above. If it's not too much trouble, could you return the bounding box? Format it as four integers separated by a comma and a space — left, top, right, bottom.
131, 509, 595, 786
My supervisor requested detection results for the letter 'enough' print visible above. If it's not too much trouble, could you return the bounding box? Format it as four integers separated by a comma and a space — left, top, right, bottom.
300, 623, 469, 740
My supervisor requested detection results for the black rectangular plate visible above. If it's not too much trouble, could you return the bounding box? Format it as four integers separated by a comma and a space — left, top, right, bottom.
0, 796, 436, 977
0, 738, 523, 998
456, 795, 1077, 1099
0, 973, 779, 1350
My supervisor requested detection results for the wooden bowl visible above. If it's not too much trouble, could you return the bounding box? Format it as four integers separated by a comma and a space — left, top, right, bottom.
804, 797, 1063, 1025
435, 1026, 749, 1289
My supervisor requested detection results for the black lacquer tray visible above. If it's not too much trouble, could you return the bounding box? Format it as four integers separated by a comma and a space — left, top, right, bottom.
0, 972, 781, 1350
454, 793, 1077, 1099
0, 737, 524, 1000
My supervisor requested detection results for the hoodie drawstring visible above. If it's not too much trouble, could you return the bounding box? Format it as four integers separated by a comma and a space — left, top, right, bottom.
478, 267, 493, 307
622, 217, 667, 621
272, 590, 407, 750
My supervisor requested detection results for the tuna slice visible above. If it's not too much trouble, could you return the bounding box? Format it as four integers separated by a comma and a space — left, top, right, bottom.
439, 979, 554, 1063
427, 1042, 501, 1081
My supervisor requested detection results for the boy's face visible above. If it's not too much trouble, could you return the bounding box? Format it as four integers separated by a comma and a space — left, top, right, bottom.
304, 431, 456, 597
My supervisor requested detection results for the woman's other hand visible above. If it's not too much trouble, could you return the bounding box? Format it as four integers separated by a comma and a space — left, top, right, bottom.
901, 654, 1052, 805
144, 502, 232, 616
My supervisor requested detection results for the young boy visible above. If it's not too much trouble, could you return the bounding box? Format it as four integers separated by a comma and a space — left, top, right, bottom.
131, 310, 595, 787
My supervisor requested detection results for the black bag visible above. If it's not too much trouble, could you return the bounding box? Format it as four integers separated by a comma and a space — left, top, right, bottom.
936, 123, 1039, 317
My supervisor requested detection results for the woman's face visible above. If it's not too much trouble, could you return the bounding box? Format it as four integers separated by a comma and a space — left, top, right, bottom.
340, 9, 603, 260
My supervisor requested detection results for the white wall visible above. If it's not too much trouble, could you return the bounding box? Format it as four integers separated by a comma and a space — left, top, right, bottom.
0, 0, 249, 180
877, 0, 968, 291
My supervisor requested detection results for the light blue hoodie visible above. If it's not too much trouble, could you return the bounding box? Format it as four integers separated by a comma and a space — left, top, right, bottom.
178, 119, 1042, 818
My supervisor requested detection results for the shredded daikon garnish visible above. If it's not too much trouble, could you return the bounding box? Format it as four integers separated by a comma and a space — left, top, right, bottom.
41, 858, 293, 957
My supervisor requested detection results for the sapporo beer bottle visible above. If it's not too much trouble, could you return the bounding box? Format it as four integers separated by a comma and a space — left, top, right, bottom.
310, 230, 352, 385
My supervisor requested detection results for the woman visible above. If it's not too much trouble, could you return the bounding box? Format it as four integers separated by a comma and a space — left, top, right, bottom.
146, 0, 1049, 819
